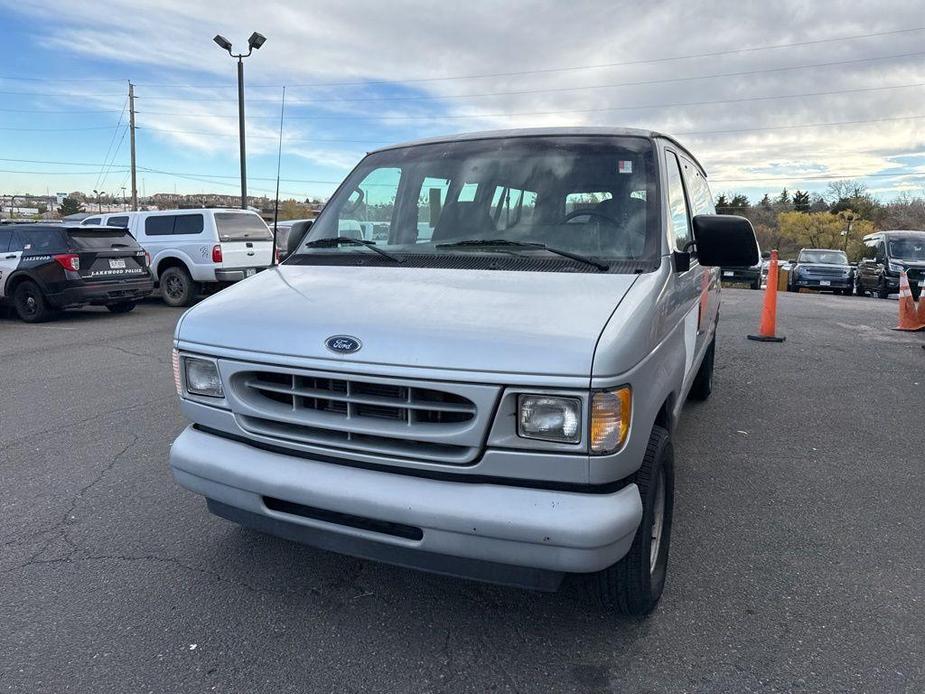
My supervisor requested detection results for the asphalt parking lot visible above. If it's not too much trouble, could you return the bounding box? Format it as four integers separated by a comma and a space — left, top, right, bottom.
1, 289, 923, 693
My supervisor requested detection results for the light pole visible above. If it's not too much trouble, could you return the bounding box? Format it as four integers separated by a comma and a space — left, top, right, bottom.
93, 189, 104, 213
213, 31, 267, 210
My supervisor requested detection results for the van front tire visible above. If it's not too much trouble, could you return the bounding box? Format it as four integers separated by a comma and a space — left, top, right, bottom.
584, 425, 674, 616
160, 266, 196, 307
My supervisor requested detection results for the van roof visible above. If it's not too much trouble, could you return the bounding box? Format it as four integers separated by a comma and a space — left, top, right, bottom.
368, 126, 708, 176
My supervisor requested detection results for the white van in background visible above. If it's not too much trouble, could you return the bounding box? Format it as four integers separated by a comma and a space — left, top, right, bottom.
81, 208, 273, 306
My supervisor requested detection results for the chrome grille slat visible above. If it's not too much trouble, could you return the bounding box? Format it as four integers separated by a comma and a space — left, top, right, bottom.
226, 366, 493, 465
243, 378, 477, 414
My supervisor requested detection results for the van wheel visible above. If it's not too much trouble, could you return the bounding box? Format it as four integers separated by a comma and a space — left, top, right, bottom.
106, 301, 136, 314
13, 280, 54, 323
688, 337, 714, 401
584, 426, 674, 616
160, 266, 196, 307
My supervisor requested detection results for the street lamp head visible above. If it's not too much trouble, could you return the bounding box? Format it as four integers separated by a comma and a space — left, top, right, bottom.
213, 34, 233, 52
248, 32, 267, 50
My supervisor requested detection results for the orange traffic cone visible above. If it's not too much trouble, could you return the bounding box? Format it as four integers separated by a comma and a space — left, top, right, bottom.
748, 249, 785, 342
893, 271, 925, 331
915, 277, 925, 326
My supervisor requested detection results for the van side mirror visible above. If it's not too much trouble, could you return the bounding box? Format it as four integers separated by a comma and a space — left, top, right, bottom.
691, 214, 759, 267
284, 220, 313, 259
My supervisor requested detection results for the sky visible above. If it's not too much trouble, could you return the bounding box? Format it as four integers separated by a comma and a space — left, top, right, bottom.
1, 0, 925, 203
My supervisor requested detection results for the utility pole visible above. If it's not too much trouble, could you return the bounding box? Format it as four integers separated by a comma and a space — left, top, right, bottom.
129, 81, 138, 211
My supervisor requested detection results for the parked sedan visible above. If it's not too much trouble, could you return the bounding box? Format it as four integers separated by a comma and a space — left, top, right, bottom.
787, 248, 853, 294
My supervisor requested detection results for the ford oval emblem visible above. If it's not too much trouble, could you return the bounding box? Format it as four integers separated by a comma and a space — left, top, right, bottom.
325, 335, 362, 354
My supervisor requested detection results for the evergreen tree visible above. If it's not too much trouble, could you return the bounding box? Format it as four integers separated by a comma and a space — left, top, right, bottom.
792, 190, 811, 212
57, 196, 84, 217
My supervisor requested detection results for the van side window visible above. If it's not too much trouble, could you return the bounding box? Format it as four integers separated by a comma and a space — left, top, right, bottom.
665, 152, 692, 251
0, 229, 11, 253
417, 177, 451, 242
145, 216, 175, 236
106, 216, 129, 228
490, 186, 537, 230
174, 214, 205, 235
681, 159, 715, 216
337, 167, 401, 242
862, 239, 878, 260
83, 217, 101, 225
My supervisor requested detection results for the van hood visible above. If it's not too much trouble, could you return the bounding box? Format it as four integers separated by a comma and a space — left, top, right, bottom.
176, 265, 638, 377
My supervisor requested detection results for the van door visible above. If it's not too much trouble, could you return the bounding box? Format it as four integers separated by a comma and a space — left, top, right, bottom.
212, 211, 273, 270
666, 150, 709, 387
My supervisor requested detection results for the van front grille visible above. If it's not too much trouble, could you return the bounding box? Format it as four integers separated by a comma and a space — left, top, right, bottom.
227, 368, 488, 464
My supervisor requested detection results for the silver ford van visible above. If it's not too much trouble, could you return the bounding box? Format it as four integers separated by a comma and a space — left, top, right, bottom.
168, 128, 757, 615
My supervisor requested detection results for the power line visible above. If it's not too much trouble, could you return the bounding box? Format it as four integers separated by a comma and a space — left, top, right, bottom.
0, 89, 124, 98
131, 25, 925, 90
133, 81, 925, 135
0, 125, 121, 132
676, 113, 925, 137
0, 107, 123, 114
0, 75, 126, 83
712, 170, 925, 183
135, 50, 925, 109
135, 80, 925, 109
93, 98, 129, 191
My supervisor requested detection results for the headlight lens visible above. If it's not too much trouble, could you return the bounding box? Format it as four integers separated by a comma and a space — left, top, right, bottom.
184, 357, 224, 397
590, 387, 632, 454
517, 395, 581, 443
888, 261, 904, 273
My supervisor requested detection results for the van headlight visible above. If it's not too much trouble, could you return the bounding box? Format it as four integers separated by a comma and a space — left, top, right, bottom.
517, 395, 581, 443
590, 387, 632, 454
183, 356, 224, 397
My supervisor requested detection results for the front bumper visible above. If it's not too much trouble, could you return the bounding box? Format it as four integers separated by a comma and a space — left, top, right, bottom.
46, 277, 154, 307
792, 276, 852, 290
169, 425, 643, 588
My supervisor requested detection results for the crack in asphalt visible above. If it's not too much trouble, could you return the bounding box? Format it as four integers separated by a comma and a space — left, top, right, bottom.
3, 395, 176, 447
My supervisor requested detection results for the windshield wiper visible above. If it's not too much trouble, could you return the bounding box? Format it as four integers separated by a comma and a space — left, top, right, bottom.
436, 239, 609, 271
302, 236, 403, 263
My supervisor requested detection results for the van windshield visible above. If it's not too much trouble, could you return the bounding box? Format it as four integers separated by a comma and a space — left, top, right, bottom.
798, 250, 848, 264
889, 238, 925, 261
214, 213, 272, 242
291, 136, 659, 271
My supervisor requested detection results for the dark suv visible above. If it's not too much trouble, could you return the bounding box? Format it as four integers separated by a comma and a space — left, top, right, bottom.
0, 224, 154, 322
788, 248, 853, 294
855, 230, 925, 299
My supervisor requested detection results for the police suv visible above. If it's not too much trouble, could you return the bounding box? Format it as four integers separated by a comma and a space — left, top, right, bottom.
0, 224, 153, 322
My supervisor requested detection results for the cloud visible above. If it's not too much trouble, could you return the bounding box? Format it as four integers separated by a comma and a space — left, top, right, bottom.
4, 0, 925, 198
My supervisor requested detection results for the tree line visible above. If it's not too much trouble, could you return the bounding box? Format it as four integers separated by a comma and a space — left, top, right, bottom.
714, 181, 925, 261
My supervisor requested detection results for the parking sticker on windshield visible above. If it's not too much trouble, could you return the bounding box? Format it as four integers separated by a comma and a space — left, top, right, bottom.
618, 160, 632, 174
